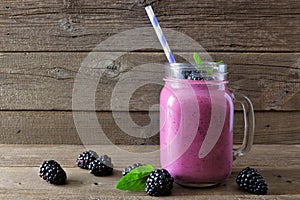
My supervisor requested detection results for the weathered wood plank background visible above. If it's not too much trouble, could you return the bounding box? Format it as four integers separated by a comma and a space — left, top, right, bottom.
0, 0, 299, 144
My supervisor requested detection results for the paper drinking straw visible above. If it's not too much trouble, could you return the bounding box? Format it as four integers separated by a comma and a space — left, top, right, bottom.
145, 5, 176, 64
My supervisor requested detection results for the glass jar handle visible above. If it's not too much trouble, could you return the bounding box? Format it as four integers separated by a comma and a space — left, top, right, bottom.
233, 93, 255, 159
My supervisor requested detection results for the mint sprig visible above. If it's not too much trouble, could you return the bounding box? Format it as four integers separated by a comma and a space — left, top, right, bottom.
193, 52, 203, 66
116, 164, 154, 191
193, 52, 223, 76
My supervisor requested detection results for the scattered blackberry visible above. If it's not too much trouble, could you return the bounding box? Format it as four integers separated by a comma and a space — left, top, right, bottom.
122, 163, 144, 176
76, 150, 98, 169
89, 155, 113, 176
39, 160, 67, 185
236, 167, 268, 195
145, 169, 174, 196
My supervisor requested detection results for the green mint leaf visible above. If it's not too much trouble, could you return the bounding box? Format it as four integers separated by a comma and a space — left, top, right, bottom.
216, 60, 223, 64
193, 52, 203, 65
116, 164, 154, 191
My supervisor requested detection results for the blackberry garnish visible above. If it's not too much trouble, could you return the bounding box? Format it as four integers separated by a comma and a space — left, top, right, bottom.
76, 150, 98, 169
187, 70, 204, 80
145, 169, 174, 196
181, 70, 192, 79
39, 160, 67, 185
236, 167, 268, 195
89, 155, 113, 176
122, 163, 144, 176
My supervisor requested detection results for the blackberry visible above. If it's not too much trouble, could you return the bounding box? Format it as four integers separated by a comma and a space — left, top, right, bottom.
145, 169, 174, 196
184, 69, 215, 81
181, 70, 192, 79
89, 155, 113, 176
76, 150, 98, 169
122, 163, 144, 176
236, 167, 268, 195
187, 70, 204, 80
39, 160, 67, 185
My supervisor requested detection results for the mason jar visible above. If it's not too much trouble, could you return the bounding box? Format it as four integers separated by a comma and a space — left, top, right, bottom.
160, 62, 255, 187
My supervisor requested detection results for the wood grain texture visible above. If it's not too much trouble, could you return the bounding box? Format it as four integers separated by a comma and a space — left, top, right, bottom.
0, 0, 299, 147
0, 0, 299, 52
1, 144, 299, 168
0, 52, 299, 111
0, 111, 299, 144
0, 144, 299, 199
0, 168, 299, 199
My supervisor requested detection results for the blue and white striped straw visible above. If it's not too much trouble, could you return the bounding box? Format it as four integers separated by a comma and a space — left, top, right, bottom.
145, 5, 176, 64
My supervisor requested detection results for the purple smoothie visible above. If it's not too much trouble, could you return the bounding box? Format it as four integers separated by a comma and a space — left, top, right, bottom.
160, 79, 234, 186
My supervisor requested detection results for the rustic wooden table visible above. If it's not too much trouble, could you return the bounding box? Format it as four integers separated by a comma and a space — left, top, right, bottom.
0, 144, 299, 199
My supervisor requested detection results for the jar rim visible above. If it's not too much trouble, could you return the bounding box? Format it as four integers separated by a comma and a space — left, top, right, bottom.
165, 62, 228, 81
169, 61, 226, 66
168, 62, 227, 73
